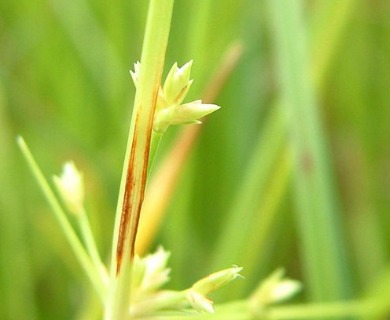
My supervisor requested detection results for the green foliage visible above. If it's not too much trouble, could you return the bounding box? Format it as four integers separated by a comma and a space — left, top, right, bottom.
1, 0, 390, 319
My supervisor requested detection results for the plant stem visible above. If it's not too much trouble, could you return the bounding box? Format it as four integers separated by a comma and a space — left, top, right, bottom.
136, 42, 243, 255
148, 132, 163, 174
110, 0, 174, 276
17, 137, 106, 302
183, 299, 383, 320
105, 0, 174, 318
78, 207, 108, 283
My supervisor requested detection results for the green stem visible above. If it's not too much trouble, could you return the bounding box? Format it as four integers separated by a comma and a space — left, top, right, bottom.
105, 0, 174, 318
17, 137, 106, 302
78, 207, 108, 283
109, 0, 173, 276
148, 132, 163, 174
184, 299, 383, 320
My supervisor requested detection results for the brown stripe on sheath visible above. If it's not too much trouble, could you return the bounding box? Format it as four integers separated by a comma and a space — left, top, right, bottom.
116, 85, 158, 274
116, 125, 138, 274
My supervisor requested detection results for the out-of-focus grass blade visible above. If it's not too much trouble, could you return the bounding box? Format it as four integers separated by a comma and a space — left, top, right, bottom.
50, 0, 125, 102
0, 83, 38, 319
210, 106, 285, 270
310, 0, 356, 89
208, 1, 355, 298
364, 264, 390, 319
267, 0, 352, 303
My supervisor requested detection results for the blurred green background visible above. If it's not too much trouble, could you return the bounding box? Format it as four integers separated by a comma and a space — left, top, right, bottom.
1, 0, 390, 319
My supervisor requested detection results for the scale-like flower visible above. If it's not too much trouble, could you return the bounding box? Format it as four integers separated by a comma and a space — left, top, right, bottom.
128, 248, 243, 317
162, 61, 193, 107
130, 61, 220, 134
251, 269, 301, 307
192, 265, 243, 296
186, 265, 243, 314
130, 61, 141, 87
187, 290, 215, 313
154, 100, 220, 133
132, 247, 171, 296
53, 161, 84, 215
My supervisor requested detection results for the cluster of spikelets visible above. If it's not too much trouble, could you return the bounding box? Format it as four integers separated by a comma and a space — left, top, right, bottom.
20, 61, 301, 318
53, 153, 300, 318
131, 60, 220, 134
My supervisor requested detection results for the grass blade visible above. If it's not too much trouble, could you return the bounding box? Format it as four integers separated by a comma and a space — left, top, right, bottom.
267, 0, 353, 302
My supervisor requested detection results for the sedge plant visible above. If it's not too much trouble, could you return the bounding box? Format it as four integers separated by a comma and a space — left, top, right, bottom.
7, 0, 390, 319
17, 0, 302, 319
16, 0, 390, 319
